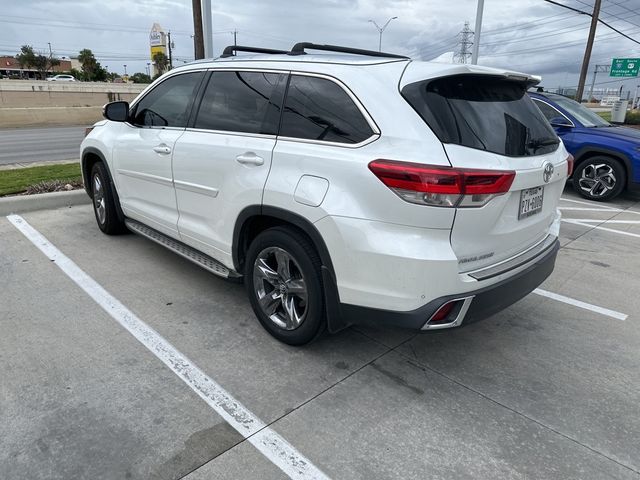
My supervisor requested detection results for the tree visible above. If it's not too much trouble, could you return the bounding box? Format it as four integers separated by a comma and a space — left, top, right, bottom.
78, 48, 98, 80
152, 52, 169, 76
130, 72, 151, 84
16, 45, 60, 79
16, 45, 36, 71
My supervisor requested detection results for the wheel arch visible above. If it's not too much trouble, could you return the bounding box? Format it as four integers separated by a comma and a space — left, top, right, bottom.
81, 147, 125, 222
233, 206, 346, 333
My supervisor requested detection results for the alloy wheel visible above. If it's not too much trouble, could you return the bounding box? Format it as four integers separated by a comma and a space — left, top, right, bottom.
93, 173, 106, 225
253, 247, 309, 330
577, 163, 616, 198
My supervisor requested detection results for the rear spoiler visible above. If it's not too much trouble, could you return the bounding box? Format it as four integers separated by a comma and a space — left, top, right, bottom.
400, 62, 541, 89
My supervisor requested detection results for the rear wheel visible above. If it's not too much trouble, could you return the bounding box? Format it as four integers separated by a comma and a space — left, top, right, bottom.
244, 227, 326, 345
90, 162, 126, 234
572, 156, 625, 201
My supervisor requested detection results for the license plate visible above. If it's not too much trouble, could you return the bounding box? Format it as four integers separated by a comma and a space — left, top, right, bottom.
518, 186, 544, 220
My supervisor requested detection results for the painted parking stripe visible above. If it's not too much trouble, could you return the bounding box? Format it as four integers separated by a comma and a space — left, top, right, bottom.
7, 214, 329, 480
560, 197, 618, 208
562, 219, 640, 225
562, 219, 640, 239
533, 288, 628, 321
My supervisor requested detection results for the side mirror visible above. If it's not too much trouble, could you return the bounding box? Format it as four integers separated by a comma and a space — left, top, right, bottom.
549, 116, 572, 128
103, 101, 129, 122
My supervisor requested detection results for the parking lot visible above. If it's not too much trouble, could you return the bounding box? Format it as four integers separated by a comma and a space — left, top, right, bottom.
2, 187, 640, 480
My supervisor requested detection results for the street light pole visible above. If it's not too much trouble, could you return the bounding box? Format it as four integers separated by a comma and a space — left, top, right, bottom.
368, 17, 398, 52
471, 0, 484, 65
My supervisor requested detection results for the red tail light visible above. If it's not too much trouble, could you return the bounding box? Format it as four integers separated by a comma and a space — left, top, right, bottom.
566, 154, 574, 177
368, 160, 515, 208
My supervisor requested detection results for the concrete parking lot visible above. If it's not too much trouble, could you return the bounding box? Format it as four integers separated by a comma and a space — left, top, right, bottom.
1, 188, 639, 480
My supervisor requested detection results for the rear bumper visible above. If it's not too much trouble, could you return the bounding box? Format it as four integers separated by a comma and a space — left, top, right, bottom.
339, 238, 559, 331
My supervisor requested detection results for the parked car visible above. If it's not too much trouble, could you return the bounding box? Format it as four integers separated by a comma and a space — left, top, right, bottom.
80, 43, 569, 345
46, 74, 76, 82
529, 91, 640, 201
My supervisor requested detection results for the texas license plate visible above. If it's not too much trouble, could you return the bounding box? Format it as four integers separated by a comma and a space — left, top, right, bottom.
518, 186, 544, 220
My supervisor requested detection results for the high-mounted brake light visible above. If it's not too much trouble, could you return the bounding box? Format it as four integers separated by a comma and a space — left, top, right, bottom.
566, 154, 574, 177
368, 160, 515, 208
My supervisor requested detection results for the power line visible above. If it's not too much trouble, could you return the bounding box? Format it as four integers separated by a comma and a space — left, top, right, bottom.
543, 0, 640, 45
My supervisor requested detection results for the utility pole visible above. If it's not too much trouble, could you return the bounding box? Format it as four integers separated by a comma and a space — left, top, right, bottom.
233, 29, 237, 47
471, 0, 484, 65
368, 17, 398, 52
202, 0, 213, 58
192, 0, 205, 59
167, 31, 174, 70
454, 21, 474, 64
576, 0, 602, 102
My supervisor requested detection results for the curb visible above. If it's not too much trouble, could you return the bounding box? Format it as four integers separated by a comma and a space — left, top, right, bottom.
0, 189, 91, 216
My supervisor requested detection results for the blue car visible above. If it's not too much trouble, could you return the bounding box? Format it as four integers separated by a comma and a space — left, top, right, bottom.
529, 91, 640, 201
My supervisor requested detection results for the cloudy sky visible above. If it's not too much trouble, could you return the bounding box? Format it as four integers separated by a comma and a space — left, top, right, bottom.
1, 0, 639, 95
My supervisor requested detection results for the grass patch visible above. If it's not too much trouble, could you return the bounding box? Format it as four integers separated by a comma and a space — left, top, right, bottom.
596, 109, 640, 125
0, 163, 82, 196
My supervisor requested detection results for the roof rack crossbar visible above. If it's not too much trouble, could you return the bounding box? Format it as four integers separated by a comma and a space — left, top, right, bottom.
220, 45, 290, 58
289, 42, 409, 59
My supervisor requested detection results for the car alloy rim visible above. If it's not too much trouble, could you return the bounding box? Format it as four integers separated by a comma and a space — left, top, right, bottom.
253, 247, 308, 330
578, 163, 616, 197
93, 174, 106, 224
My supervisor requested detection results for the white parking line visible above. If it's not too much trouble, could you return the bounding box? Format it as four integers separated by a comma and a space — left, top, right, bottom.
563, 219, 640, 225
560, 197, 616, 208
533, 288, 628, 321
562, 219, 640, 239
7, 214, 329, 480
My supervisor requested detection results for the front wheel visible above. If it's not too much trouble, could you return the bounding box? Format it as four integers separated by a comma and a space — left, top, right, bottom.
244, 227, 326, 345
572, 156, 626, 201
90, 162, 126, 234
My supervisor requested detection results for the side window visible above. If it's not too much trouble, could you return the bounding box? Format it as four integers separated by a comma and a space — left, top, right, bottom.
194, 71, 282, 135
280, 75, 374, 144
533, 99, 565, 123
132, 72, 203, 127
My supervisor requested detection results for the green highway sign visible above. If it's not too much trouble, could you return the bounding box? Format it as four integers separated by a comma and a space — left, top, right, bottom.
610, 58, 640, 77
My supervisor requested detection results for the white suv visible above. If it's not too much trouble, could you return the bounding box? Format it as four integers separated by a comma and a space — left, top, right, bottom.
81, 43, 570, 345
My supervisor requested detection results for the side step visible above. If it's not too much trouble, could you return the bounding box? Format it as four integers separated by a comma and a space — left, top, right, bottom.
125, 219, 241, 279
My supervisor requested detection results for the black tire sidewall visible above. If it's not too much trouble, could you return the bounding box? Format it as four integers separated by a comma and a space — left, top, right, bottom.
572, 156, 626, 201
244, 227, 325, 345
90, 162, 124, 234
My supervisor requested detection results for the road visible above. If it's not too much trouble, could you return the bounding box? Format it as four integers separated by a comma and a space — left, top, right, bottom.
0, 126, 85, 166
2, 188, 640, 479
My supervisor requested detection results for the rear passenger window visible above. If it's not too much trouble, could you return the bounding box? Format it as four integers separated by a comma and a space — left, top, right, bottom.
132, 72, 203, 127
532, 99, 564, 122
280, 75, 374, 144
194, 71, 282, 135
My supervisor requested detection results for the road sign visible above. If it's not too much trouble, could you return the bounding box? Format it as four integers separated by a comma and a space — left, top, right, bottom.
610, 58, 640, 77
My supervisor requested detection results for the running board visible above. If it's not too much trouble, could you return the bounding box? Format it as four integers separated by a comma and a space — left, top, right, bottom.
125, 219, 241, 279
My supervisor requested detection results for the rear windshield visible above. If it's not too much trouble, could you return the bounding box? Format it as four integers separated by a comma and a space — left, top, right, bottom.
402, 75, 559, 157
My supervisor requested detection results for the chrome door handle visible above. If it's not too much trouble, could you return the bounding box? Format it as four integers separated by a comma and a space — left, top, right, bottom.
153, 144, 172, 155
236, 152, 264, 166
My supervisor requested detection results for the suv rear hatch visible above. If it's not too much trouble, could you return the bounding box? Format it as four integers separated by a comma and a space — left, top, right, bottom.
401, 67, 568, 272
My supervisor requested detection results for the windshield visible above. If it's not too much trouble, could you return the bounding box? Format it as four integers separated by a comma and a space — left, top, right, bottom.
402, 75, 559, 157
550, 95, 610, 128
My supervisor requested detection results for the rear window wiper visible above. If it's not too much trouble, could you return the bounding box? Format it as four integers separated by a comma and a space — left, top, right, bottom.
527, 137, 559, 152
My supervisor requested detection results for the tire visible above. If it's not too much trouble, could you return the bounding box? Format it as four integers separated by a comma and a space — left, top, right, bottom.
572, 156, 626, 201
90, 162, 126, 234
244, 226, 326, 345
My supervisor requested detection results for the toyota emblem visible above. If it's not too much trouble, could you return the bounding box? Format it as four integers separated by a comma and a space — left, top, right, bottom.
543, 162, 554, 183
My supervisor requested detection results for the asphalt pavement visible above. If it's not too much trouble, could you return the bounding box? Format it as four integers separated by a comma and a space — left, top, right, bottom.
0, 126, 85, 166
1, 188, 640, 479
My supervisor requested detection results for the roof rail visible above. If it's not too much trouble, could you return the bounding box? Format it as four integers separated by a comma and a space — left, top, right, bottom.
220, 45, 289, 58
289, 42, 409, 60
